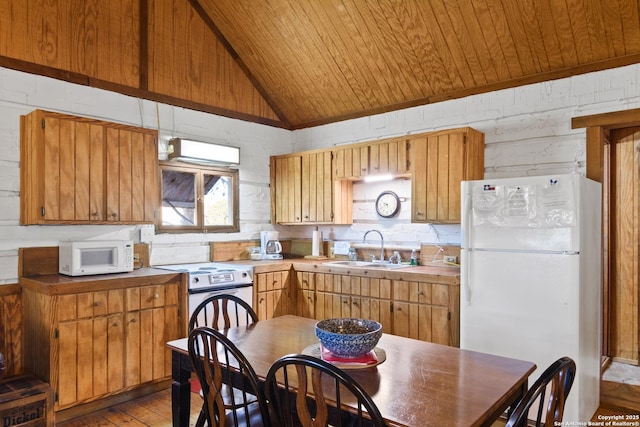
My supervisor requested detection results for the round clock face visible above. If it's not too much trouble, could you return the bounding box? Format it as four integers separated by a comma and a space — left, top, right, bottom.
376, 191, 400, 218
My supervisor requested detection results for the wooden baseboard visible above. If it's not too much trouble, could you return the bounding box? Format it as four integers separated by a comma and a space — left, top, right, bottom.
54, 380, 171, 423
601, 379, 640, 412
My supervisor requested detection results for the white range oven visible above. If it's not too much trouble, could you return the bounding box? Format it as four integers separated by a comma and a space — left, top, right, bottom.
155, 262, 254, 323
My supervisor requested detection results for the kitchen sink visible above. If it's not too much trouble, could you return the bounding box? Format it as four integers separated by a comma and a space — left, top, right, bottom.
323, 260, 410, 269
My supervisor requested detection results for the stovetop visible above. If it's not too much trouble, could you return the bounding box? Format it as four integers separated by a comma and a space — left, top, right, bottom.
155, 262, 254, 290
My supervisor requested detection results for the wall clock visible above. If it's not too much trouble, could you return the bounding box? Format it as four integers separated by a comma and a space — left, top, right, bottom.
375, 191, 400, 218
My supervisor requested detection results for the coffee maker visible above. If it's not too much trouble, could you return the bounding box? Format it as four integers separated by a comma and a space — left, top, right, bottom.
260, 231, 283, 260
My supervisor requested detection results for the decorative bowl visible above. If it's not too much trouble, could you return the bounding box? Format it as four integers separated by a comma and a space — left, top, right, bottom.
315, 318, 382, 358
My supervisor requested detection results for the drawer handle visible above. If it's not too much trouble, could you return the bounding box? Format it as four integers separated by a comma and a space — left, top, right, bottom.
112, 321, 119, 327
130, 318, 137, 323
153, 294, 160, 299
93, 301, 100, 307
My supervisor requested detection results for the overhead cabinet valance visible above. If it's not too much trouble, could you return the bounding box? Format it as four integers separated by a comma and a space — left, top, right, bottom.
333, 137, 411, 180
20, 110, 159, 225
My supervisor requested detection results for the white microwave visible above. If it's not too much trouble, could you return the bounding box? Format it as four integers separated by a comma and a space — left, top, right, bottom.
59, 240, 134, 276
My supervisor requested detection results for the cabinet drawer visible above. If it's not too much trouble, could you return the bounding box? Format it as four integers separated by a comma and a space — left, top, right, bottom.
58, 290, 124, 321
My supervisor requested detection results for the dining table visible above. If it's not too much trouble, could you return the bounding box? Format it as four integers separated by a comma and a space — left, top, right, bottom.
166, 314, 536, 427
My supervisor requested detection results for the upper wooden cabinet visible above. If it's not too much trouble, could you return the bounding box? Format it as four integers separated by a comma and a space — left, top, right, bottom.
334, 137, 411, 180
20, 110, 159, 224
411, 128, 484, 223
270, 150, 352, 225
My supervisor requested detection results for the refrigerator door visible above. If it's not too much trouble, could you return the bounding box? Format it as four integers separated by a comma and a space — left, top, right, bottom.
460, 248, 600, 423
460, 250, 578, 356
462, 174, 599, 253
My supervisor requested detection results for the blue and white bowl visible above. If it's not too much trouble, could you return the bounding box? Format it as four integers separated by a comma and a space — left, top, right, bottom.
315, 318, 382, 358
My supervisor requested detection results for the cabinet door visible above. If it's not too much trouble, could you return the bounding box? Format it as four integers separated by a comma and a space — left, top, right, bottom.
124, 283, 180, 385
393, 281, 451, 345
302, 151, 333, 223
271, 151, 351, 225
369, 139, 411, 176
358, 278, 392, 333
272, 156, 302, 223
335, 140, 410, 179
412, 129, 484, 223
38, 115, 103, 222
256, 271, 292, 320
334, 145, 368, 179
412, 132, 462, 222
295, 271, 315, 318
315, 273, 341, 320
106, 128, 158, 222
56, 312, 124, 409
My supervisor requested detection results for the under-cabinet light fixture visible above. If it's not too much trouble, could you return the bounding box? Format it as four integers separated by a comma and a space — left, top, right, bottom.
167, 138, 240, 165
363, 174, 394, 183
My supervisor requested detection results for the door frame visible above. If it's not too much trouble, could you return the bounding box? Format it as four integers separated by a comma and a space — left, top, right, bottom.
573, 109, 640, 363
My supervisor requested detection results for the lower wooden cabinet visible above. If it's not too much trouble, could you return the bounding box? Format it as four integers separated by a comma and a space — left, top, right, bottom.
393, 280, 459, 346
315, 273, 393, 336
254, 266, 459, 347
295, 271, 315, 318
255, 270, 292, 321
22, 275, 182, 411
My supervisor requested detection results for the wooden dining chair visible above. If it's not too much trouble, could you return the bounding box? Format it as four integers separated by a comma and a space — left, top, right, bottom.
189, 293, 258, 331
505, 356, 577, 427
264, 354, 386, 427
189, 294, 260, 426
188, 326, 271, 427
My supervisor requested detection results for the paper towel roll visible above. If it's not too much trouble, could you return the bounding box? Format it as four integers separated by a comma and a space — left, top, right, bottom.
312, 230, 322, 256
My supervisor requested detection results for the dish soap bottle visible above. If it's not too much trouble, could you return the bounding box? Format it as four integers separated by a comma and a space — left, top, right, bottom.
410, 250, 418, 266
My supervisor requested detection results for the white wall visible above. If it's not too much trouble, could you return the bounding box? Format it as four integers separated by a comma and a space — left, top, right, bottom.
0, 67, 291, 282
287, 63, 640, 246
2, 63, 640, 282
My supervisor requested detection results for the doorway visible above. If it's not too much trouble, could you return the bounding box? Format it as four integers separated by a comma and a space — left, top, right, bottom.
574, 110, 640, 410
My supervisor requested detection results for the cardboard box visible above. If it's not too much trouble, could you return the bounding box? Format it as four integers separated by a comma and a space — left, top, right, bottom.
0, 376, 53, 427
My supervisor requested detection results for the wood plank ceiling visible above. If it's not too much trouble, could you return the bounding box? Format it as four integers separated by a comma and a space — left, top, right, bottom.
191, 0, 640, 129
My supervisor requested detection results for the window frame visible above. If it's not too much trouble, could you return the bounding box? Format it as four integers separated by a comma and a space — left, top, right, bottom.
157, 161, 239, 233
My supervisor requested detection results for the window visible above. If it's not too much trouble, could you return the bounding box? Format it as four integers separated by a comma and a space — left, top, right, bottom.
158, 162, 239, 233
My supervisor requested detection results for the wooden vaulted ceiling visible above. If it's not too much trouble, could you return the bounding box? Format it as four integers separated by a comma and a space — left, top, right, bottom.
2, 1, 640, 130
190, 0, 640, 129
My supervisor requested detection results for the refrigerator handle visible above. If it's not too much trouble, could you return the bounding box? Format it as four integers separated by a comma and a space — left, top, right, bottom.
462, 249, 472, 305
461, 182, 473, 250
461, 182, 473, 305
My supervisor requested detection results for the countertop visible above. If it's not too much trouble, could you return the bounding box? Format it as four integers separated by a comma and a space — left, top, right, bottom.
19, 259, 461, 294
19, 267, 183, 295
220, 258, 460, 285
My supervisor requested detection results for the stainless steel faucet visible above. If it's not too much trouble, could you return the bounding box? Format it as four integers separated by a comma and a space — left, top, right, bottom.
363, 229, 384, 262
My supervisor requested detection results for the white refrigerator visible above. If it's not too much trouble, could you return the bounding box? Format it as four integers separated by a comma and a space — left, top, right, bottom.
460, 173, 601, 423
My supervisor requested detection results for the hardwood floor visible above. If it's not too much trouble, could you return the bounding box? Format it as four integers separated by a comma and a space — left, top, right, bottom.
58, 385, 640, 427
55, 388, 202, 427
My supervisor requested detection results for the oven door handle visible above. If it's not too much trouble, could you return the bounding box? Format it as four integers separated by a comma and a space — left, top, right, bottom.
196, 288, 239, 298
